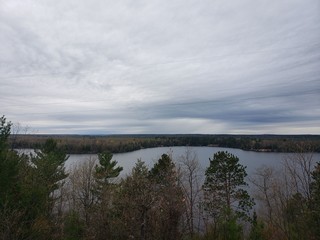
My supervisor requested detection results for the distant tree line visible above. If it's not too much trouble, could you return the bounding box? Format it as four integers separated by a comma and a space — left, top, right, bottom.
10, 133, 320, 154
1, 116, 320, 239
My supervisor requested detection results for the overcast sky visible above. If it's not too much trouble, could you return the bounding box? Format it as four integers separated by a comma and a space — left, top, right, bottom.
1, 0, 319, 134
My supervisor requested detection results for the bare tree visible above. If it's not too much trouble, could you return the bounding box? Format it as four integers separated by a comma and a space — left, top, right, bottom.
282, 144, 316, 200
67, 157, 97, 225
250, 143, 318, 240
250, 165, 292, 239
250, 166, 275, 224
177, 147, 203, 237
9, 122, 30, 150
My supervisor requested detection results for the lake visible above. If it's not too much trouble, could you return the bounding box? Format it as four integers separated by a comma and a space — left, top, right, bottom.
65, 146, 320, 178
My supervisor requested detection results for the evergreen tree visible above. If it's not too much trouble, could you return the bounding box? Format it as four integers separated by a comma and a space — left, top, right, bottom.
114, 160, 154, 239
19, 138, 69, 239
149, 154, 184, 240
63, 210, 85, 240
249, 211, 266, 240
150, 153, 176, 185
31, 138, 69, 215
0, 116, 11, 152
95, 151, 123, 185
90, 152, 123, 239
0, 116, 19, 206
203, 151, 254, 239
0, 116, 26, 238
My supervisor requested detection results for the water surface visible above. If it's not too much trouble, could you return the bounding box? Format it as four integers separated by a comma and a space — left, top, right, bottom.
66, 146, 320, 177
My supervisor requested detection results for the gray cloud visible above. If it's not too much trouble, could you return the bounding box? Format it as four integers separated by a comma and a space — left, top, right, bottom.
0, 0, 319, 134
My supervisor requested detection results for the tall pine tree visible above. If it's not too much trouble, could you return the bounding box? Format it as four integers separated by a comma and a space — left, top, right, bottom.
203, 151, 254, 239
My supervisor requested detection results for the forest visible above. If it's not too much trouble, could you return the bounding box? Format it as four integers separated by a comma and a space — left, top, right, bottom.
10, 132, 320, 154
1, 115, 320, 239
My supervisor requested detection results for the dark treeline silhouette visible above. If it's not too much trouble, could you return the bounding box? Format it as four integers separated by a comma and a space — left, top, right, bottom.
1, 116, 320, 239
10, 133, 320, 153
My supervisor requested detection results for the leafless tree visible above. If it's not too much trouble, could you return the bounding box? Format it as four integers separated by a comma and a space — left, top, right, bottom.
250, 165, 289, 239
250, 143, 317, 239
177, 147, 204, 237
282, 143, 316, 200
67, 157, 97, 225
10, 122, 30, 150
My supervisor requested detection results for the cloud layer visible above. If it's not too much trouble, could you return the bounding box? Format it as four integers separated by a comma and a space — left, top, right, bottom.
1, 0, 319, 134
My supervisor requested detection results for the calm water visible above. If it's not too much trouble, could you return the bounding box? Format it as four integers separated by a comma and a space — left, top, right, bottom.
65, 146, 320, 177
